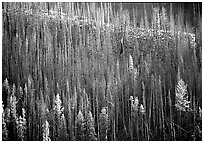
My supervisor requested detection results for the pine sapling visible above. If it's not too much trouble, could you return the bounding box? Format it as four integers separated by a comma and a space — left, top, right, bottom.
16, 108, 27, 141
129, 55, 134, 71
10, 84, 18, 140
3, 78, 11, 95
140, 104, 145, 114
130, 96, 139, 114
129, 96, 139, 140
10, 84, 17, 120
58, 113, 69, 140
175, 78, 191, 112
2, 103, 9, 141
129, 55, 139, 81
99, 107, 109, 141
53, 93, 64, 117
86, 111, 97, 141
19, 86, 23, 102
42, 120, 51, 141
75, 110, 86, 141
199, 107, 202, 118
53, 93, 64, 140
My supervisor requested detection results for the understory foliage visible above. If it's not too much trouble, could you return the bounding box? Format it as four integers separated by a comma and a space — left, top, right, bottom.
2, 2, 202, 141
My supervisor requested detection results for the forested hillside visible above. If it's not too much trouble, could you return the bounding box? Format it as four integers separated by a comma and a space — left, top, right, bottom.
2, 2, 202, 141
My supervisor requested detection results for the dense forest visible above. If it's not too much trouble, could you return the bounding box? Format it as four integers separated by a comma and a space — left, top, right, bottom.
2, 2, 202, 141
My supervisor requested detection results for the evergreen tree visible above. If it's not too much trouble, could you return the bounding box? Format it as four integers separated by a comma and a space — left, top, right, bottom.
99, 107, 109, 141
42, 120, 51, 141
2, 103, 9, 141
58, 114, 69, 140
16, 108, 27, 141
75, 110, 86, 141
85, 111, 97, 141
